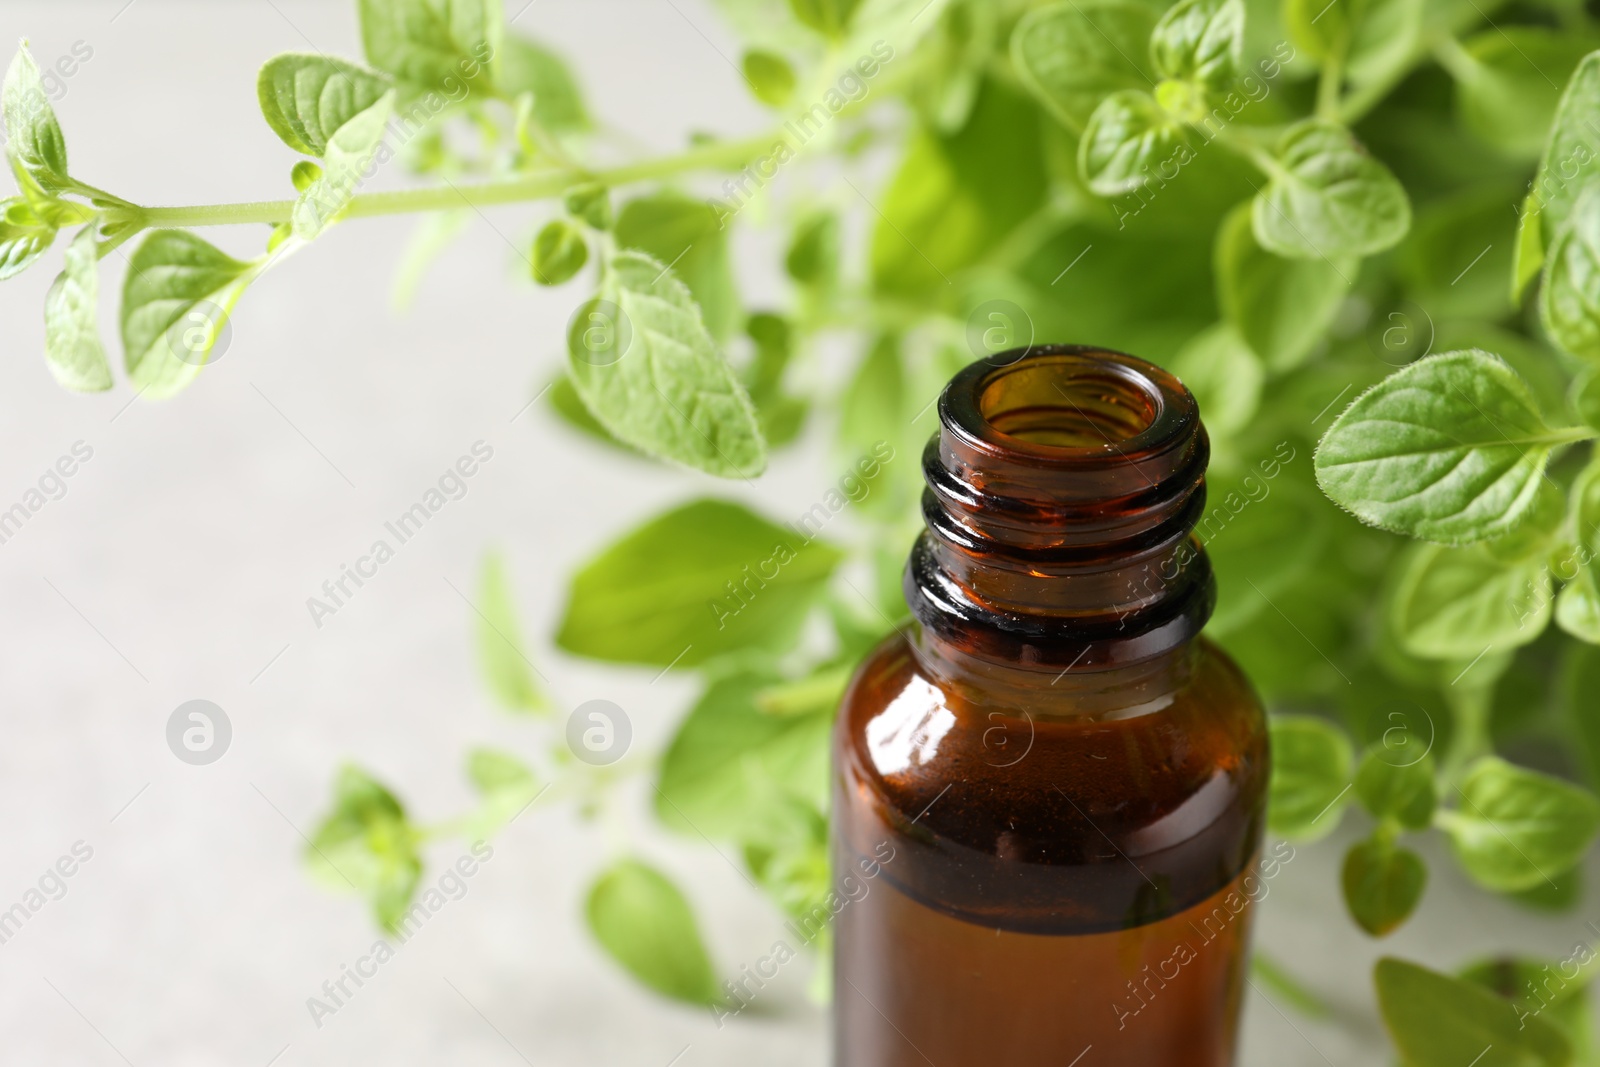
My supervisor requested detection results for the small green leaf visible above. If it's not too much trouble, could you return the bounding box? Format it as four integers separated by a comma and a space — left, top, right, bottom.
1214, 203, 1352, 372
1169, 323, 1262, 439
1253, 119, 1411, 259
496, 34, 589, 133
43, 225, 110, 392
1536, 52, 1600, 241
1079, 90, 1193, 197
788, 0, 863, 37
1438, 756, 1600, 893
306, 765, 422, 933
615, 191, 740, 343
1287, 0, 1422, 87
742, 50, 796, 106
838, 334, 905, 457
1354, 746, 1436, 829
567, 250, 765, 477
531, 219, 588, 286
1315, 350, 1582, 544
463, 747, 539, 838
786, 211, 839, 288
1149, 0, 1243, 92
1268, 715, 1354, 841
0, 196, 56, 280
1390, 543, 1551, 659
564, 183, 611, 230
291, 90, 395, 239
474, 551, 546, 713
3, 42, 70, 193
1010, 0, 1157, 132
555, 498, 844, 667
585, 859, 718, 1004
656, 672, 832, 839
1342, 838, 1426, 936
1542, 186, 1600, 361
1516, 188, 1545, 304
121, 230, 257, 398
1376, 956, 1572, 1067
358, 0, 501, 97
1557, 566, 1600, 643
256, 54, 394, 157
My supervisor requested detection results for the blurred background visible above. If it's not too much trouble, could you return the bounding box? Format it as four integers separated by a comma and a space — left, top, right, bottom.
0, 1, 1594, 1065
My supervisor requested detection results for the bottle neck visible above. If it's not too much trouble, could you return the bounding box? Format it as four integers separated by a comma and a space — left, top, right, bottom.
904, 345, 1215, 686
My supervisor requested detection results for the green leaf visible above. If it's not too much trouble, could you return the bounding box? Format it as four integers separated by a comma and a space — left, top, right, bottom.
786, 210, 839, 288
43, 225, 110, 392
463, 746, 539, 838
1342, 838, 1426, 936
871, 80, 1049, 300
1516, 189, 1545, 304
1354, 745, 1436, 829
566, 251, 765, 477
838, 334, 905, 457
121, 230, 257, 398
1214, 203, 1352, 372
1542, 185, 1600, 361
555, 498, 844, 668
474, 551, 546, 713
3, 43, 70, 193
1287, 0, 1422, 87
1315, 350, 1582, 544
1149, 0, 1243, 92
1438, 756, 1600, 893
656, 672, 831, 839
788, 0, 863, 37
1390, 543, 1551, 659
306, 765, 422, 933
1268, 715, 1354, 841
563, 183, 611, 231
1557, 566, 1600, 643
742, 50, 796, 107
1169, 322, 1262, 439
496, 34, 589, 132
531, 219, 588, 286
585, 859, 718, 1004
1079, 90, 1193, 197
291, 90, 396, 239
256, 54, 394, 157
1536, 52, 1600, 242
1010, 0, 1157, 132
1376, 956, 1572, 1067
1448, 30, 1598, 160
1205, 472, 1328, 635
0, 196, 56, 280
358, 0, 501, 97
614, 191, 740, 343
1253, 119, 1411, 259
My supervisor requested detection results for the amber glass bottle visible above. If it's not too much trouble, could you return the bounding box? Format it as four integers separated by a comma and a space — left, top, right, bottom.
832, 345, 1269, 1067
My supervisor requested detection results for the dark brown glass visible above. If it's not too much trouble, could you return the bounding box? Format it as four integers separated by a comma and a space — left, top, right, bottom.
832, 346, 1269, 1067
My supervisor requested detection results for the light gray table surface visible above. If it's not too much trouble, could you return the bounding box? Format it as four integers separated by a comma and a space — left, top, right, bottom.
0, 2, 1591, 1063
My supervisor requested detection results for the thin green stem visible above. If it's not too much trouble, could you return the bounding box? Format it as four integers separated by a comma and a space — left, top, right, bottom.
1317, 38, 1348, 121
134, 129, 787, 230
1441, 685, 1493, 785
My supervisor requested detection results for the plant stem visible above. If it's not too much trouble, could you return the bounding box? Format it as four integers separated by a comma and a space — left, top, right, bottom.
1316, 39, 1347, 121
135, 129, 787, 230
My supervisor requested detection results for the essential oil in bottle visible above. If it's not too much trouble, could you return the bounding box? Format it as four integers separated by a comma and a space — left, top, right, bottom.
833, 345, 1270, 1067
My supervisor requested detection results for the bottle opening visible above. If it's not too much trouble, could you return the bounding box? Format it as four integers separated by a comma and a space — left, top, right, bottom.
977, 357, 1161, 449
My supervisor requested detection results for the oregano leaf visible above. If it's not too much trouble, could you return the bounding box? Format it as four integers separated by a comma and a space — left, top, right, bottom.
1215, 203, 1353, 372
1438, 756, 1600, 893
1542, 185, 1600, 361
567, 250, 765, 478
1535, 51, 1600, 242
0, 195, 56, 281
291, 90, 395, 239
306, 765, 422, 934
1376, 956, 1572, 1067
1149, 0, 1243, 92
358, 0, 502, 97
1010, 0, 1157, 132
43, 225, 111, 392
1342, 838, 1427, 937
1315, 350, 1585, 544
257, 54, 393, 158
1268, 716, 1354, 841
585, 859, 719, 1004
1078, 90, 1192, 197
2, 42, 70, 193
474, 551, 546, 713
121, 230, 257, 398
1253, 119, 1411, 259
1389, 543, 1551, 659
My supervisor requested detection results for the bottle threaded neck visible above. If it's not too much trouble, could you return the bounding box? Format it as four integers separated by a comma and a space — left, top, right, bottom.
907, 344, 1214, 673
